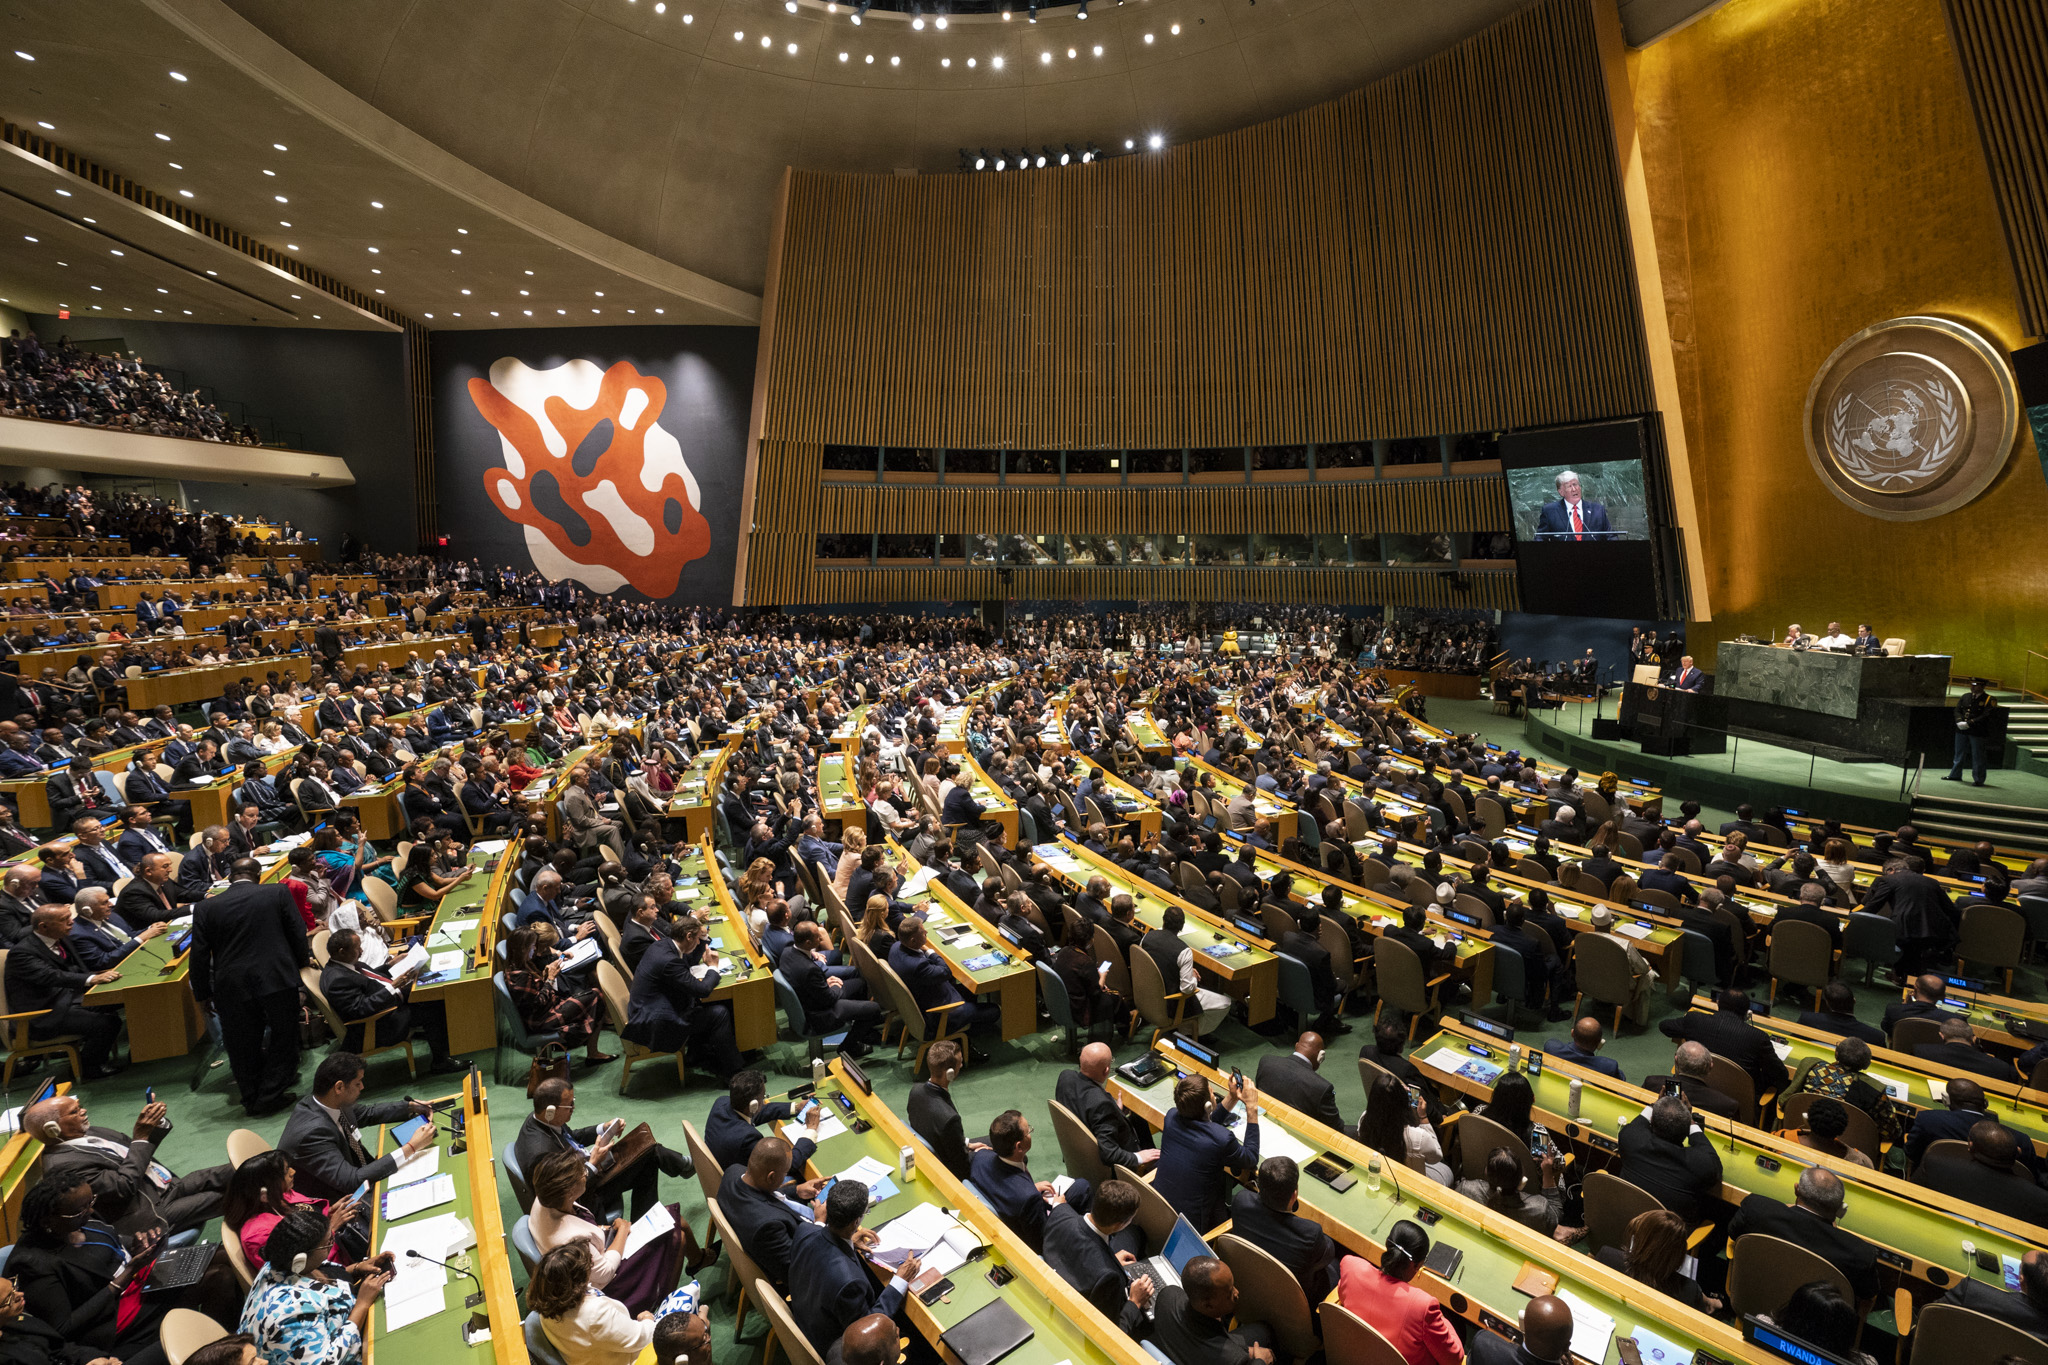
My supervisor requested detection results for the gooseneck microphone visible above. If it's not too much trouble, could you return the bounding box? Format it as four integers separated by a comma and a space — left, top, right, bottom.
405, 1247, 487, 1308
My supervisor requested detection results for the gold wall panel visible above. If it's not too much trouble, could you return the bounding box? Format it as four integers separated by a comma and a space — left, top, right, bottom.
1942, 0, 2048, 338
1637, 0, 2046, 682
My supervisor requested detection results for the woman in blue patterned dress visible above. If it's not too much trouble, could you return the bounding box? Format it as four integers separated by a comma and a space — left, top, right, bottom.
239, 1209, 394, 1365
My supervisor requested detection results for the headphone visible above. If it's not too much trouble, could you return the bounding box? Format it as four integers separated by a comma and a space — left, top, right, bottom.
41, 1121, 60, 1141
543, 1105, 558, 1120
291, 1252, 309, 1274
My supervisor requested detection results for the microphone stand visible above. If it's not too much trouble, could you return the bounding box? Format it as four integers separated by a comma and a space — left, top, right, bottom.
406, 1247, 487, 1309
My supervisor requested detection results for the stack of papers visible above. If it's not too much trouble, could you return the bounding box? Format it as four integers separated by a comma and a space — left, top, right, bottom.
783, 1113, 849, 1144
474, 839, 512, 855
622, 1202, 677, 1259
1259, 1125, 1318, 1166
1553, 1289, 1616, 1363
389, 1146, 442, 1188
383, 1172, 456, 1221
870, 1201, 984, 1276
900, 867, 937, 898
1614, 922, 1653, 941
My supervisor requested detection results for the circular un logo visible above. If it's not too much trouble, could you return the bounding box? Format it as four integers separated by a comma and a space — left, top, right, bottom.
1803, 316, 2020, 521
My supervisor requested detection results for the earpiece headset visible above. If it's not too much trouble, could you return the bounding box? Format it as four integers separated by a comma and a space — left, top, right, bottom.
291, 1252, 309, 1274
41, 1121, 60, 1141
543, 1105, 557, 1120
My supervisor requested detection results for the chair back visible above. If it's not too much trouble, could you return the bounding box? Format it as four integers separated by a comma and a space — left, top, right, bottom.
1727, 1233, 1852, 1318
1114, 1165, 1180, 1251
1910, 1303, 2048, 1365
1572, 935, 1636, 1016
1958, 903, 2025, 974
1318, 1301, 1409, 1365
753, 1274, 829, 1365
1214, 1233, 1317, 1358
1273, 952, 1318, 1022
362, 876, 398, 923
1372, 935, 1430, 1016
1779, 1092, 1883, 1163
226, 1128, 274, 1168
1049, 1098, 1112, 1184
707, 1195, 769, 1299
1318, 916, 1357, 991
1090, 924, 1131, 996
1455, 1111, 1539, 1183
593, 960, 633, 1035
1261, 902, 1296, 943
771, 969, 812, 1041
1841, 913, 1899, 978
1769, 919, 1834, 992
524, 1311, 570, 1365
1636, 886, 1680, 913
1034, 961, 1076, 1040
502, 1140, 535, 1210
680, 1118, 725, 1205
310, 928, 332, 967
1916, 1138, 1970, 1174
872, 956, 931, 1045
510, 1214, 543, 1276
1130, 946, 1185, 1037
1582, 1170, 1662, 1253
300, 966, 348, 1037
1359, 1054, 1399, 1098
162, 1308, 228, 1365
1706, 1052, 1760, 1125
1891, 1016, 1945, 1051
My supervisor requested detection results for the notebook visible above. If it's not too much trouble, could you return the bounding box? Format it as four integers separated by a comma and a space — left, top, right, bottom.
938, 1298, 1034, 1365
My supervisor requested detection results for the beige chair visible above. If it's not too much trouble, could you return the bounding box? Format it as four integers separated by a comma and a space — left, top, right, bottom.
1766, 919, 1835, 1007
310, 928, 332, 966
871, 952, 969, 1077
226, 1127, 274, 1167
1727, 1233, 1853, 1319
1957, 903, 2025, 994
0, 949, 83, 1086
1707, 1052, 1763, 1126
704, 1197, 763, 1335
162, 1308, 227, 1365
1318, 1301, 1408, 1365
1130, 945, 1190, 1047
753, 1274, 826, 1365
1115, 1164, 1182, 1249
1914, 1137, 1969, 1176
362, 875, 399, 924
1359, 1054, 1399, 1098
221, 1224, 258, 1289
1214, 1233, 1318, 1359
1890, 1016, 1945, 1051
679, 1118, 725, 1205
1906, 1302, 2047, 1364
1091, 924, 1133, 1000
595, 959, 686, 1094
1571, 934, 1639, 1035
1779, 1092, 1883, 1164
1583, 1171, 1708, 1255
1049, 1098, 1114, 1184
1319, 915, 1364, 999
303, 966, 415, 1076
1372, 936, 1445, 1042
1454, 1111, 1540, 1184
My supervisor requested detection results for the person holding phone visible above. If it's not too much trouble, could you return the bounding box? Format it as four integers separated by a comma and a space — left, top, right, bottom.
239, 1208, 393, 1365
222, 1151, 359, 1269
318, 928, 468, 1076
1154, 1075, 1261, 1232
23, 1092, 232, 1240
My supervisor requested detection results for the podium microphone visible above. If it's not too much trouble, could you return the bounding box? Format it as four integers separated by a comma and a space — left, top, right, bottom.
406, 1248, 487, 1308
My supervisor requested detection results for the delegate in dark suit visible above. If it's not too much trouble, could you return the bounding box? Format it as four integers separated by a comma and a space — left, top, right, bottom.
2, 929, 120, 1076
1534, 498, 1614, 539
318, 956, 458, 1070
512, 1109, 669, 1220
717, 1163, 808, 1291
1658, 999, 1789, 1097
786, 1220, 908, 1355
1916, 1148, 2048, 1225
1054, 1066, 1151, 1171
1728, 1193, 1878, 1301
1154, 1106, 1259, 1233
1912, 1040, 2016, 1082
1937, 1268, 2048, 1342
968, 1146, 1085, 1252
1796, 1008, 1886, 1047
704, 1093, 816, 1173
623, 935, 744, 1082
1254, 1051, 1342, 1130
35, 1121, 231, 1238
276, 1090, 427, 1204
1226, 1185, 1338, 1301
1042, 1201, 1148, 1336
189, 871, 309, 1113
1613, 1114, 1723, 1220
907, 1080, 978, 1179
1904, 1104, 2044, 1180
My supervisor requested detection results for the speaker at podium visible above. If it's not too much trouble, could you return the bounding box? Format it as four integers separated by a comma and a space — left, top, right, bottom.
1617, 674, 1726, 755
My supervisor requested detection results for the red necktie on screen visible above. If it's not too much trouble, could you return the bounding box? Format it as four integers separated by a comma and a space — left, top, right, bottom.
1570, 505, 1584, 541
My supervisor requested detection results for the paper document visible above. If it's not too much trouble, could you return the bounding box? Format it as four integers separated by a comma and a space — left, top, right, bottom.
622, 1201, 677, 1260
383, 1212, 476, 1258
870, 1202, 982, 1275
1552, 1288, 1616, 1364
383, 1172, 457, 1220
383, 1285, 446, 1331
436, 918, 479, 939
428, 950, 465, 974
558, 937, 602, 971
384, 1262, 446, 1306
1258, 1124, 1317, 1166
473, 839, 511, 855
784, 1114, 849, 1144
1614, 922, 1653, 940
388, 1146, 442, 1188
900, 867, 936, 898
1771, 1040, 1792, 1061
389, 942, 429, 980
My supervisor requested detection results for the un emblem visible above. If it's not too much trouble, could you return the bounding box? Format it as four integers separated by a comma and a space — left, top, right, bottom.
1804, 316, 2020, 520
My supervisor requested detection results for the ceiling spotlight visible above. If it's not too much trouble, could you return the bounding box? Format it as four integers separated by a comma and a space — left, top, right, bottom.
839, 50, 848, 59
889, 53, 899, 63
1083, 141, 1099, 161
851, 0, 870, 20
1060, 143, 1073, 164
55, 188, 69, 196
274, 142, 287, 150
36, 121, 54, 131
1143, 31, 1152, 41
1148, 133, 1163, 149
368, 246, 380, 252
1092, 43, 1101, 54
371, 200, 383, 208
14, 51, 32, 60
1124, 137, 1134, 149
1027, 0, 1038, 20
169, 70, 187, 81
975, 148, 989, 169
1170, 21, 1180, 32
1077, 0, 1087, 16
911, 3, 923, 29
785, 0, 797, 9
274, 194, 288, 202
761, 34, 772, 46
155, 132, 170, 141
994, 152, 1007, 170
789, 41, 798, 51
935, 13, 947, 27
991, 54, 1002, 66
1035, 152, 1047, 167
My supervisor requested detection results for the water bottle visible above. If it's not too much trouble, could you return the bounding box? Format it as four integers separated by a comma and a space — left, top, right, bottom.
1365, 1154, 1383, 1194
899, 1145, 917, 1182
1568, 1078, 1583, 1119
812, 1057, 828, 1085
1508, 1043, 1523, 1072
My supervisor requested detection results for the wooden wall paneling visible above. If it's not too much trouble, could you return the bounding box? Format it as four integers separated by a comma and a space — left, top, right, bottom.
1942, 0, 2048, 337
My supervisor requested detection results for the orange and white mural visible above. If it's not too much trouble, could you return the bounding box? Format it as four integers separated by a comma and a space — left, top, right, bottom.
467, 357, 712, 596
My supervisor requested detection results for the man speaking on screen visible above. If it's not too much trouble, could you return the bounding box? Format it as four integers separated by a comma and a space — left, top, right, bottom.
1534, 470, 1614, 540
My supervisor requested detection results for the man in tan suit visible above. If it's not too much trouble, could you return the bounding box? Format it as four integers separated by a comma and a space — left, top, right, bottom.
560, 765, 626, 858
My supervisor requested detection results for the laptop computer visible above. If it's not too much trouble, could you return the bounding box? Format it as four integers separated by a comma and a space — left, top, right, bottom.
1126, 1213, 1212, 1290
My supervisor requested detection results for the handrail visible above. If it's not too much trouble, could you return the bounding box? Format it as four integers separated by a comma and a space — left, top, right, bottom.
2024, 649, 2048, 704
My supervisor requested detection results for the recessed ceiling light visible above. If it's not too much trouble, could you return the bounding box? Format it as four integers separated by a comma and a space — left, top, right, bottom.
627, 309, 636, 314
557, 309, 567, 315
526, 269, 535, 275
370, 268, 381, 273
594, 291, 604, 297
424, 312, 434, 318
274, 195, 288, 203
279, 220, 290, 226
451, 248, 461, 254
683, 12, 693, 21
941, 56, 949, 65
935, 15, 947, 26
452, 312, 460, 317
967, 56, 975, 65
491, 310, 500, 316
761, 34, 772, 45
182, 309, 192, 315
36, 121, 54, 131
655, 1, 665, 11
156, 132, 171, 141
839, 50, 848, 60
591, 308, 600, 313
1040, 51, 1050, 62
992, 55, 1003, 67
287, 243, 298, 250
205, 269, 215, 276
1148, 133, 1163, 149
1125, 138, 1134, 148
788, 41, 798, 52
312, 314, 320, 319
1170, 22, 1180, 32
1067, 46, 1075, 56
274, 142, 287, 150
376, 288, 385, 294
1092, 43, 1101, 54
90, 285, 101, 291
655, 308, 665, 314
524, 309, 533, 316
291, 294, 301, 299
14, 51, 31, 60
157, 287, 168, 293
169, 162, 183, 169
21, 236, 35, 243
371, 200, 383, 208
461, 289, 471, 295
519, 289, 529, 296
154, 308, 163, 313
180, 190, 193, 197
890, 53, 899, 63
1143, 31, 1152, 41
457, 227, 468, 234
262, 168, 274, 176
54, 188, 71, 197
83, 217, 95, 223
865, 52, 873, 62
913, 14, 923, 27
735, 29, 744, 39
109, 248, 122, 255
367, 246, 379, 253
169, 70, 187, 81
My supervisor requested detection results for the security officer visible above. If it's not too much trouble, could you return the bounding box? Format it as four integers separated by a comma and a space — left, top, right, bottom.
1945, 677, 1997, 787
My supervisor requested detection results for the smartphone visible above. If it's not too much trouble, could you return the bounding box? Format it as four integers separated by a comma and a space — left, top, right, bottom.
352, 1181, 371, 1202
1526, 1053, 1543, 1077
1230, 1067, 1245, 1091
833, 1092, 856, 1114
917, 1277, 956, 1306
1616, 1339, 1644, 1365
143, 1086, 157, 1105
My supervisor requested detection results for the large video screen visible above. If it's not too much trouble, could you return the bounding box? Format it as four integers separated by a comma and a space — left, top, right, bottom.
1506, 460, 1650, 542
1502, 419, 1660, 618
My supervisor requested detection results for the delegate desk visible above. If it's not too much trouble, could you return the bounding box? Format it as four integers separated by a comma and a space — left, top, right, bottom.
123, 634, 476, 709
366, 1071, 527, 1365
888, 840, 1039, 1040
1033, 836, 1279, 1025
956, 752, 1019, 850
1920, 985, 2048, 1056
406, 841, 512, 1056
1075, 758, 1164, 843
1411, 1018, 2047, 1298
816, 752, 864, 829
1732, 1008, 2048, 1157
171, 749, 297, 831
796, 1058, 1155, 1365
660, 738, 730, 845
691, 839, 779, 1052
1110, 1036, 1767, 1365
1179, 756, 1298, 845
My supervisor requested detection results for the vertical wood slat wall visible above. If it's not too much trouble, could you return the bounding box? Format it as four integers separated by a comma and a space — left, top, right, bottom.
746, 0, 1651, 606
1942, 0, 2048, 339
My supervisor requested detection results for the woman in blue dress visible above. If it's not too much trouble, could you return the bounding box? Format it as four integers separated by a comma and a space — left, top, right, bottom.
239, 1209, 394, 1365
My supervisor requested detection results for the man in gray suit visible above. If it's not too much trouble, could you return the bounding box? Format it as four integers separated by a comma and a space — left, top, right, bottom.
278, 1052, 437, 1255
23, 1091, 231, 1237
560, 765, 626, 858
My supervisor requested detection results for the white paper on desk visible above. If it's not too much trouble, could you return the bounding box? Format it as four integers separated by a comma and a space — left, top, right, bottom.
1614, 922, 1653, 941
383, 1172, 456, 1220
474, 839, 511, 855
1771, 1040, 1792, 1061
1259, 1125, 1317, 1166
1552, 1288, 1616, 1364
900, 867, 936, 898
837, 1156, 894, 1185
675, 887, 701, 900
384, 1261, 446, 1306
428, 950, 464, 974
1926, 1078, 1948, 1103
622, 1201, 677, 1260
558, 937, 602, 972
385, 1211, 476, 1258
1049, 1174, 1077, 1200
383, 1283, 446, 1331
785, 1114, 849, 1144
388, 1146, 441, 1188
389, 942, 429, 980
1419, 1047, 1471, 1075
436, 918, 479, 939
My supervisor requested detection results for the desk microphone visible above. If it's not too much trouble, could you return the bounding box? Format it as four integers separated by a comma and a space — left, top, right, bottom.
406, 1248, 487, 1308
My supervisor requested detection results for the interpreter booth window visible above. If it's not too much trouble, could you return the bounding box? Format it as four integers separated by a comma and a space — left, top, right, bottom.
1066, 536, 1124, 565
1313, 534, 1351, 566
1451, 431, 1502, 468
1468, 531, 1517, 564
815, 533, 872, 565
1250, 534, 1312, 566
881, 446, 936, 475
1066, 450, 1118, 482
1316, 441, 1372, 470
822, 445, 877, 473
1251, 445, 1308, 472
1381, 532, 1457, 566
945, 449, 998, 479
1384, 437, 1439, 467
1124, 534, 1184, 565
938, 534, 971, 564
965, 533, 1003, 566
1006, 449, 1060, 481
1002, 534, 1061, 565
1191, 534, 1247, 565
875, 534, 934, 565
1189, 447, 1245, 478
1126, 449, 1182, 478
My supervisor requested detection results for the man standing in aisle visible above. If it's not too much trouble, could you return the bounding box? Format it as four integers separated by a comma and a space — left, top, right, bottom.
1945, 677, 1997, 787
189, 856, 309, 1115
